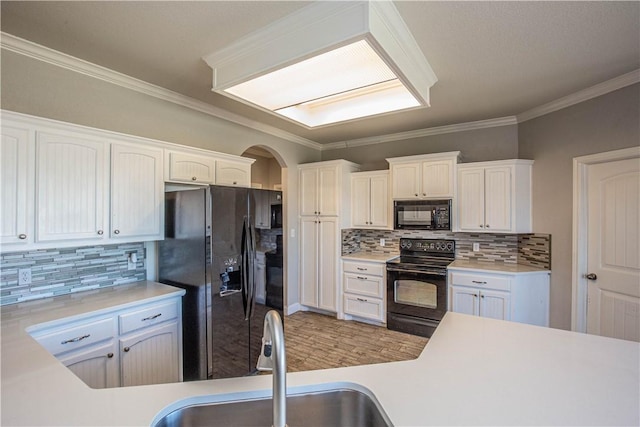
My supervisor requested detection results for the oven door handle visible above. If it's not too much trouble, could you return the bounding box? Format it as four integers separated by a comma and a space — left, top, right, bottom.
386, 267, 447, 276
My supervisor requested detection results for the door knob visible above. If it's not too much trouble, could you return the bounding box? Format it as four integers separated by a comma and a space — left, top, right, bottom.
585, 273, 597, 280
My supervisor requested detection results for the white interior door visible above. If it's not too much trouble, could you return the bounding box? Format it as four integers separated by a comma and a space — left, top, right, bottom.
586, 157, 640, 341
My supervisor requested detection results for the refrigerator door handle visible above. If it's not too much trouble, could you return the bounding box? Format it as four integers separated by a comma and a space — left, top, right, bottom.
241, 218, 249, 319
247, 220, 257, 319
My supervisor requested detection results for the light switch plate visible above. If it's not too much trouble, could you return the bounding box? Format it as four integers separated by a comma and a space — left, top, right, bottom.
473, 243, 480, 252
380, 238, 386, 247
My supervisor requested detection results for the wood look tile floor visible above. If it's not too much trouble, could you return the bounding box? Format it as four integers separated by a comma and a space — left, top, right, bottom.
284, 311, 428, 372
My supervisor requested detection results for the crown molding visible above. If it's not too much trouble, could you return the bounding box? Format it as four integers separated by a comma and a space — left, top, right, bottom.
322, 116, 518, 150
0, 32, 322, 151
517, 69, 640, 123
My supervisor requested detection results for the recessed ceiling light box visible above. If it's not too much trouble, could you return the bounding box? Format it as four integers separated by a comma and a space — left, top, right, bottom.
203, 1, 437, 128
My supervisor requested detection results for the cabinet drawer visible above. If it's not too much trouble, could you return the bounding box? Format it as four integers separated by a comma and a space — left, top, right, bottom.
450, 272, 511, 292
343, 294, 384, 322
343, 273, 384, 298
342, 261, 384, 277
119, 300, 178, 335
34, 318, 114, 356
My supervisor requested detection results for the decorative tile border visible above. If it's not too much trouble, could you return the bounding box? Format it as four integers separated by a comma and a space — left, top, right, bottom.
0, 243, 146, 306
342, 229, 551, 269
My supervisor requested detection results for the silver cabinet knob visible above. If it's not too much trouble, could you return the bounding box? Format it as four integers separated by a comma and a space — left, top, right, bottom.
97, 230, 104, 235
18, 234, 27, 240
114, 229, 120, 235
191, 176, 197, 181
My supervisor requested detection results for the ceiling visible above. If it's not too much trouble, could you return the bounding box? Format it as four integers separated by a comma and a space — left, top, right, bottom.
1, 1, 638, 145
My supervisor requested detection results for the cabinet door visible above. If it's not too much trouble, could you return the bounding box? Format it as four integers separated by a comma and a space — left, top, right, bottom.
484, 166, 512, 232
253, 191, 270, 229
299, 217, 318, 307
317, 166, 338, 216
422, 160, 454, 198
1, 126, 33, 246
317, 217, 338, 312
216, 160, 251, 187
479, 289, 511, 321
351, 175, 371, 227
450, 285, 479, 316
369, 174, 389, 228
120, 321, 180, 387
111, 143, 163, 240
36, 132, 108, 242
59, 340, 119, 389
391, 162, 421, 199
299, 168, 318, 216
167, 151, 216, 184
457, 168, 486, 232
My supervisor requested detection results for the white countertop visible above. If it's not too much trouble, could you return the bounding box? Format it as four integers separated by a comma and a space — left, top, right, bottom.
448, 259, 551, 274
341, 252, 399, 263
2, 282, 638, 426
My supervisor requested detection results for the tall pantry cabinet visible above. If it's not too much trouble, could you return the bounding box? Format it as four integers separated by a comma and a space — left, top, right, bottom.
298, 160, 360, 314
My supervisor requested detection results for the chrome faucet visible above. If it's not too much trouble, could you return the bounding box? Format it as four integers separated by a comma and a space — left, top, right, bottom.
257, 310, 287, 427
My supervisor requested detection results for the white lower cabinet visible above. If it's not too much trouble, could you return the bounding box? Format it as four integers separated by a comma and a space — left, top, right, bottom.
342, 260, 386, 323
30, 295, 182, 388
448, 268, 549, 326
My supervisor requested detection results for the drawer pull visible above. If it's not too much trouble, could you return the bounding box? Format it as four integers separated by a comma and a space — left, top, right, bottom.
124, 347, 130, 352
18, 233, 27, 239
356, 267, 367, 271
356, 276, 367, 280
141, 313, 162, 321
61, 334, 90, 345
356, 298, 368, 302
107, 353, 114, 358
472, 281, 487, 284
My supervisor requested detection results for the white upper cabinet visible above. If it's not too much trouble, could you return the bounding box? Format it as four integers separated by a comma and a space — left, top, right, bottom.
36, 132, 109, 242
351, 171, 390, 229
166, 151, 216, 184
215, 159, 252, 187
1, 126, 34, 248
299, 160, 359, 218
457, 160, 533, 233
387, 152, 460, 200
110, 143, 164, 240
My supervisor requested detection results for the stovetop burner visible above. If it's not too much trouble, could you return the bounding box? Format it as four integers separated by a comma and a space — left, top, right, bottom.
387, 238, 456, 271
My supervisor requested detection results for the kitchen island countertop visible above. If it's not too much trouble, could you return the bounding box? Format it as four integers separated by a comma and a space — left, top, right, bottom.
1, 281, 638, 426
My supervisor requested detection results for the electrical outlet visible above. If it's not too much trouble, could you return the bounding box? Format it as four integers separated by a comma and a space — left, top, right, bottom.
473, 243, 480, 252
380, 238, 386, 247
18, 268, 32, 286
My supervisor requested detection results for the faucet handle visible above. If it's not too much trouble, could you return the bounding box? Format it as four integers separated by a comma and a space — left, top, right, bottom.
256, 337, 274, 371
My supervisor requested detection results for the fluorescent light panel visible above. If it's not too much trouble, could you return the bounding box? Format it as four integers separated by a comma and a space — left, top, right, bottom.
223, 40, 421, 127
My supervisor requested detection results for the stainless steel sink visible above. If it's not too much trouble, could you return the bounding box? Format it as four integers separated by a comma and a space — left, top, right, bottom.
152, 386, 393, 427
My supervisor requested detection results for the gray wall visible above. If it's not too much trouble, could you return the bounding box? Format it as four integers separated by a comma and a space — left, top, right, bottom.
1, 49, 322, 311
321, 124, 519, 170
519, 83, 640, 330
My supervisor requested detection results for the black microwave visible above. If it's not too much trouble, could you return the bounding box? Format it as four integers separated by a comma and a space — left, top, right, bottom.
394, 200, 451, 230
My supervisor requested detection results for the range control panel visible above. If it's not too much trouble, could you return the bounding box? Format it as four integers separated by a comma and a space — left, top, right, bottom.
399, 238, 455, 254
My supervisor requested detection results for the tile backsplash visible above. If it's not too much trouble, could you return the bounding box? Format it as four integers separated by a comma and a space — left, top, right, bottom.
0, 243, 146, 306
342, 229, 551, 269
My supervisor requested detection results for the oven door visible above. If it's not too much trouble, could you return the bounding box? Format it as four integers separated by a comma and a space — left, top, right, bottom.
386, 266, 448, 322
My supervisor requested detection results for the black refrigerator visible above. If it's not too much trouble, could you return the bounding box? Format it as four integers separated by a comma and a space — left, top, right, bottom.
158, 185, 284, 381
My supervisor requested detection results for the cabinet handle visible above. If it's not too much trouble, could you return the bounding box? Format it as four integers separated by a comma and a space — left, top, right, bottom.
356, 297, 368, 302
414, 193, 418, 197
97, 230, 104, 235
423, 193, 426, 196
356, 267, 367, 271
61, 334, 90, 345
485, 224, 490, 228
18, 234, 27, 240
479, 225, 484, 228
114, 229, 120, 235
356, 276, 367, 280
481, 295, 485, 299
233, 181, 237, 185
141, 313, 162, 321
107, 353, 114, 358
471, 281, 487, 284
192, 176, 197, 181
473, 294, 478, 298
124, 347, 130, 352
